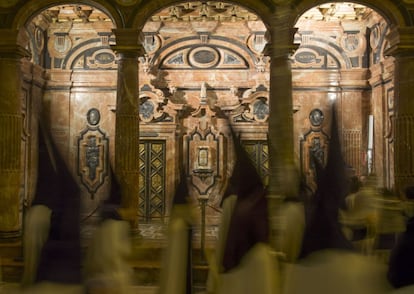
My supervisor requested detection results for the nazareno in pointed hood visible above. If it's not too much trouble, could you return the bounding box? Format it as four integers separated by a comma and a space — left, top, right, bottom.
35, 116, 82, 284
299, 106, 354, 259
226, 122, 264, 199
221, 118, 269, 272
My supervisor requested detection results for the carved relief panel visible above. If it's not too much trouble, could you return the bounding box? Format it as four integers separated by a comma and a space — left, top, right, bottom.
77, 109, 109, 199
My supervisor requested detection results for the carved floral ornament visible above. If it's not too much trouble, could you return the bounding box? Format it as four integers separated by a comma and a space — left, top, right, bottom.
139, 85, 181, 123
234, 88, 270, 122
139, 92, 165, 122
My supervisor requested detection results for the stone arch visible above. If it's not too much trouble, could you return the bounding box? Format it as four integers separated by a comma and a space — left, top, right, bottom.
12, 0, 122, 30
293, 0, 412, 28
292, 2, 397, 188
63, 40, 117, 70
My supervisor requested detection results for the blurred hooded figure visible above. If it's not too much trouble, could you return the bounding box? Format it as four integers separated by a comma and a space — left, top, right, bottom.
21, 122, 54, 287
207, 122, 279, 294
283, 107, 390, 294
298, 109, 354, 259
339, 174, 380, 254
83, 167, 132, 294
277, 168, 309, 264
158, 168, 195, 294
387, 186, 414, 290
206, 163, 238, 293
20, 118, 83, 293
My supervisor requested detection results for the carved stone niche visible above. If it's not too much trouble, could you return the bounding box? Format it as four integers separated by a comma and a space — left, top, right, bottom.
185, 126, 224, 198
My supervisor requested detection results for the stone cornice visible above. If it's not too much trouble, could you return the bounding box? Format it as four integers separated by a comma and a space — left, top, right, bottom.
384, 26, 414, 57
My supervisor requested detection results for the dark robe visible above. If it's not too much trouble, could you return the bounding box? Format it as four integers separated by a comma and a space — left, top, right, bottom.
34, 121, 82, 284
222, 185, 268, 272
221, 124, 269, 272
388, 216, 414, 288
299, 107, 354, 259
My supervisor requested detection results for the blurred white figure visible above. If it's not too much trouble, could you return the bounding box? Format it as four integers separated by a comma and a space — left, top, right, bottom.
20, 282, 83, 294
206, 194, 238, 293
278, 201, 306, 264
158, 204, 195, 294
277, 168, 307, 264
21, 205, 52, 287
83, 218, 132, 294
158, 167, 197, 294
283, 250, 391, 294
389, 285, 414, 293
340, 176, 379, 254
217, 242, 280, 294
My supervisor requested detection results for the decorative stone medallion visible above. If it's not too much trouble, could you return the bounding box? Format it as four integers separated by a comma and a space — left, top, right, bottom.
189, 46, 219, 68
309, 108, 324, 127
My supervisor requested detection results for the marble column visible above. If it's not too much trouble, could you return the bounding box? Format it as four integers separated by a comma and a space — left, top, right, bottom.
111, 29, 143, 230
264, 8, 297, 248
0, 29, 30, 238
385, 26, 414, 196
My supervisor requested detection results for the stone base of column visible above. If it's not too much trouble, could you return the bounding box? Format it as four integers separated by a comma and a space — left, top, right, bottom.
0, 171, 21, 239
266, 194, 284, 251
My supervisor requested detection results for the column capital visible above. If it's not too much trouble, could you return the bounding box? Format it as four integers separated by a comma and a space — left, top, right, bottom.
384, 26, 414, 57
111, 28, 145, 57
0, 29, 31, 59
263, 41, 298, 59
264, 12, 298, 58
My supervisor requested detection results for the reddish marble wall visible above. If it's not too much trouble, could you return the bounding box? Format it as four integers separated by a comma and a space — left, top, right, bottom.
20, 3, 396, 228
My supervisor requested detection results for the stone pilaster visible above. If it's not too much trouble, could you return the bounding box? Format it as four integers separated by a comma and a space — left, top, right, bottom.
385, 26, 414, 195
21, 60, 46, 208
264, 8, 297, 248
0, 29, 30, 238
111, 29, 143, 230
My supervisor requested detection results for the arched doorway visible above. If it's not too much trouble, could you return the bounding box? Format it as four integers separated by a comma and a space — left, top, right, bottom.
293, 2, 395, 192
20, 4, 118, 233
139, 2, 270, 225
